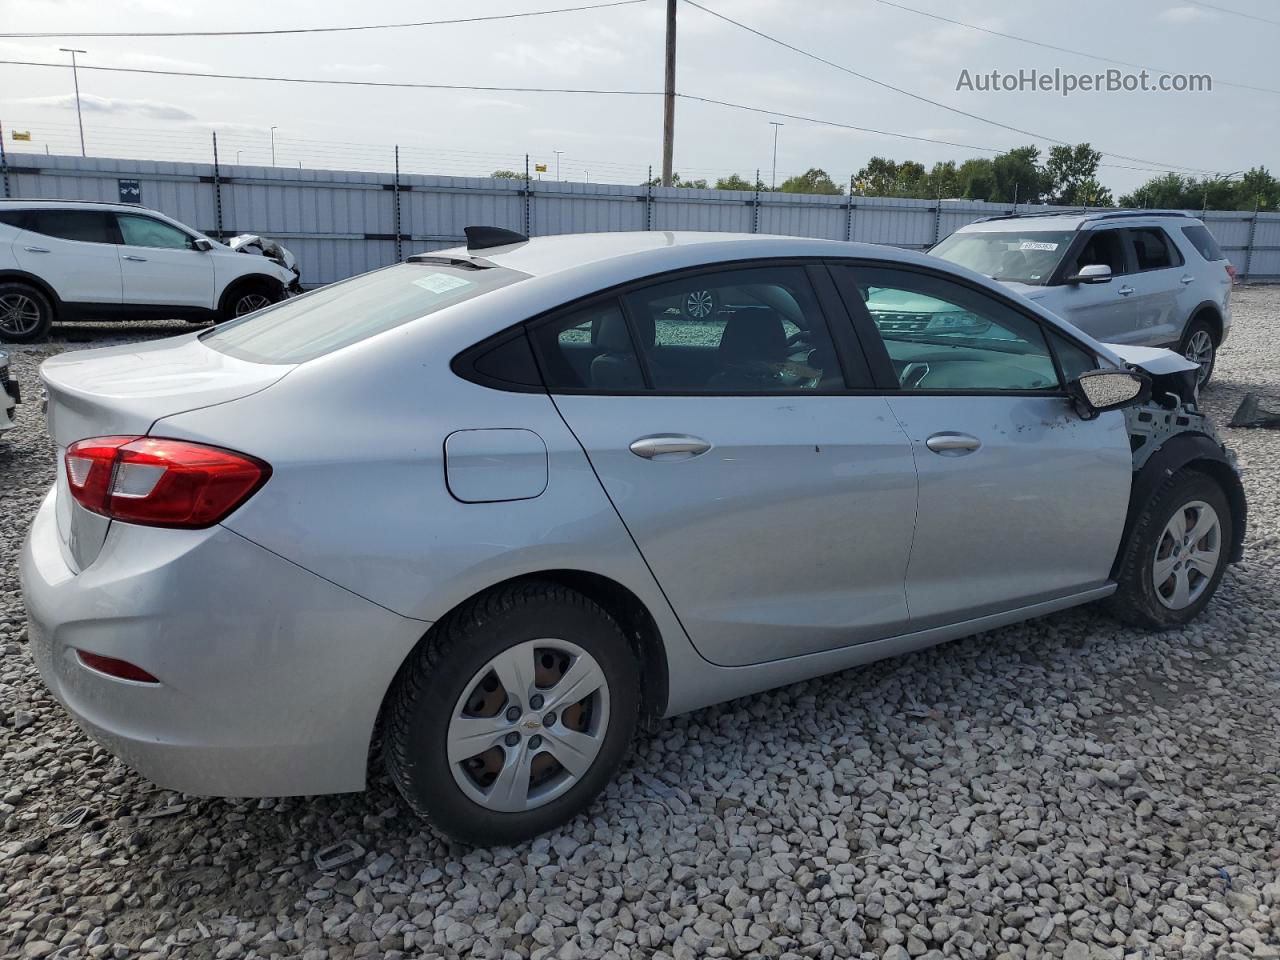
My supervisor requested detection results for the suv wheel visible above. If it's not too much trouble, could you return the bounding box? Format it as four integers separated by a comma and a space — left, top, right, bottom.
0, 283, 54, 343
1180, 318, 1217, 387
1106, 469, 1231, 630
384, 581, 640, 846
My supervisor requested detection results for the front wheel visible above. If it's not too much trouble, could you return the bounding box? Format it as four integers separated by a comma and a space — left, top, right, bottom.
220, 283, 281, 322
1106, 469, 1231, 630
384, 581, 640, 846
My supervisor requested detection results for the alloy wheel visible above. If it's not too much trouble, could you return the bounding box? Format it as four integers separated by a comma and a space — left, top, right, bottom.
0, 293, 41, 337
684, 290, 716, 320
447, 639, 611, 813
1152, 499, 1221, 610
234, 293, 272, 316
1184, 329, 1215, 385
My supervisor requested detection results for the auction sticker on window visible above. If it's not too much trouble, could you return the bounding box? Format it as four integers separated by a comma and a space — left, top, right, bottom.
1019, 241, 1060, 252
412, 273, 473, 294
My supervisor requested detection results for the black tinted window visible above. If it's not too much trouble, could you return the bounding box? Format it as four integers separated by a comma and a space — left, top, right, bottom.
1182, 224, 1226, 261
530, 301, 641, 391
28, 210, 117, 244
0, 210, 31, 229
1129, 228, 1178, 271
1068, 229, 1126, 277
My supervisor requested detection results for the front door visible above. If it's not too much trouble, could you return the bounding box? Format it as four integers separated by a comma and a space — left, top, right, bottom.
532, 263, 919, 667
115, 213, 214, 309
835, 262, 1132, 629
1051, 227, 1140, 343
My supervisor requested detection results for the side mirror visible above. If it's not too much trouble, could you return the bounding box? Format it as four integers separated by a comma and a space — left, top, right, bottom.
1066, 263, 1112, 285
192, 238, 214, 252
1067, 368, 1151, 420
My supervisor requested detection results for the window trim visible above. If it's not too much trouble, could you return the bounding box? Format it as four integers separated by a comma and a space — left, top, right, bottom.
520, 257, 878, 397
828, 258, 1104, 398
1122, 226, 1185, 273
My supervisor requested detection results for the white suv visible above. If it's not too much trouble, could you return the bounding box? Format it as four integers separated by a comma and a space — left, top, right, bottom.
930, 211, 1233, 385
0, 200, 300, 342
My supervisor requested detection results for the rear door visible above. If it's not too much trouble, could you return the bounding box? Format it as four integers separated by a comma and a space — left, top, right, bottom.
13, 209, 122, 305
115, 212, 215, 309
1119, 227, 1184, 346
533, 262, 919, 667
833, 261, 1132, 629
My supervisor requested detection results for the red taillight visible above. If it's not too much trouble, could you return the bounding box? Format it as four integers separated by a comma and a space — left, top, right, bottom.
76, 650, 159, 683
65, 436, 270, 528
1226, 263, 1238, 284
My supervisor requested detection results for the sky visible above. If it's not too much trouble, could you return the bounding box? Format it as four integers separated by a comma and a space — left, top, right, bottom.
0, 0, 1274, 195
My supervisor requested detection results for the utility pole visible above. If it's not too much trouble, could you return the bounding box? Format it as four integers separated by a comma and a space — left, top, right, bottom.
60, 48, 87, 157
661, 0, 676, 187
769, 121, 783, 190
554, 150, 563, 181
270, 126, 278, 165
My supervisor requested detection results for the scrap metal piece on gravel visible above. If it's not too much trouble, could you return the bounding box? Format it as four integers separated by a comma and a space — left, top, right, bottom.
1229, 393, 1280, 429
314, 839, 365, 872
48, 805, 90, 831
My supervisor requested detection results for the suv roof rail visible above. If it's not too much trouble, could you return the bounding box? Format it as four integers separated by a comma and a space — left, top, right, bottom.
0, 198, 136, 207
1078, 209, 1194, 223
971, 208, 1196, 228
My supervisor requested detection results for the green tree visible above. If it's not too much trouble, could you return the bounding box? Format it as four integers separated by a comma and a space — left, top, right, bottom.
715, 173, 765, 191
1120, 172, 1195, 209
1046, 144, 1107, 206
490, 169, 530, 180
778, 167, 843, 195
1233, 166, 1280, 210
645, 173, 709, 189
990, 146, 1050, 204
956, 158, 997, 201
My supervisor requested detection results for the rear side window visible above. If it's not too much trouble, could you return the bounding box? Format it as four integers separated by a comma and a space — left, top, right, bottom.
204, 261, 527, 364
28, 210, 118, 244
1182, 224, 1226, 262
0, 210, 32, 229
1128, 228, 1181, 271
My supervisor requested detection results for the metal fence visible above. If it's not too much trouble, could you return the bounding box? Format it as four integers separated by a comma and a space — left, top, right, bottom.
4, 151, 1278, 287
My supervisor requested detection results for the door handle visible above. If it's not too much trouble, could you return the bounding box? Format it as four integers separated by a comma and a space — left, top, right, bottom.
23, 246, 50, 253
925, 432, 981, 456
1180, 275, 1195, 285
122, 255, 148, 262
1118, 285, 1135, 296
629, 434, 711, 460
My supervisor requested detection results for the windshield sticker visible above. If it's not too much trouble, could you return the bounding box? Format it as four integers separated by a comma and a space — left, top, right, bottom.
1019, 241, 1059, 252
412, 273, 473, 295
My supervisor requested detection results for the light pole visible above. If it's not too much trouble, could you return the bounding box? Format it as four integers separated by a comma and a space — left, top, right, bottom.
554, 150, 563, 181
59, 48, 87, 157
236, 150, 242, 164
270, 126, 277, 166
769, 121, 784, 190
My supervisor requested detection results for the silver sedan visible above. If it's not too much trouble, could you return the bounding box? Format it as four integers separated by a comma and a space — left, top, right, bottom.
21, 229, 1245, 845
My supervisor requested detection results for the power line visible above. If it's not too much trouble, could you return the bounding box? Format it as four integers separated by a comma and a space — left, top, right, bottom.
0, 59, 662, 97
869, 0, 1280, 97
0, 0, 645, 39
1183, 0, 1280, 26
682, 0, 1223, 176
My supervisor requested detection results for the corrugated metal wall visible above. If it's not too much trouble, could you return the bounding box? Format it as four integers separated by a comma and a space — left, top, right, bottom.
4, 152, 1276, 286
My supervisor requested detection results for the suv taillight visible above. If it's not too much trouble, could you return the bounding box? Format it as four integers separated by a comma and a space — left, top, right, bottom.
1226, 263, 1239, 284
65, 436, 270, 528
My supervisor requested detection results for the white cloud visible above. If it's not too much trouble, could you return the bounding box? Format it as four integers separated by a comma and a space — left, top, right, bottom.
320, 64, 389, 75
1159, 6, 1210, 22
495, 35, 626, 77
16, 93, 197, 121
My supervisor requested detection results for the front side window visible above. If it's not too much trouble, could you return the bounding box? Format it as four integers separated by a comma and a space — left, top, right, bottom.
847, 266, 1061, 392
205, 261, 528, 364
28, 210, 117, 244
1128, 228, 1179, 271
117, 214, 194, 250
1064, 229, 1126, 278
930, 230, 1073, 285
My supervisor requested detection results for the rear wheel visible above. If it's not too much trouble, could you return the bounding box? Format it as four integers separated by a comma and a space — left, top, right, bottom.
1180, 317, 1217, 387
384, 581, 640, 845
0, 283, 54, 343
1106, 469, 1231, 630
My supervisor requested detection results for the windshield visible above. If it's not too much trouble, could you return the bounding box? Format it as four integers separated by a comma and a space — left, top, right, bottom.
203, 260, 528, 364
930, 230, 1074, 285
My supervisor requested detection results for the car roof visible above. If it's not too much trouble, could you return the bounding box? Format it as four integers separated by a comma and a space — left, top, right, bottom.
432, 231, 938, 280
0, 198, 156, 215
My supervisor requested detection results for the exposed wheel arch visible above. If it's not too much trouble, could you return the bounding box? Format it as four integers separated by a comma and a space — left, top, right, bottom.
1187, 303, 1224, 344
218, 274, 285, 320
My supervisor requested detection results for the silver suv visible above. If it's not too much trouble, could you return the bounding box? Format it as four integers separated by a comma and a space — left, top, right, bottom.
930, 211, 1233, 385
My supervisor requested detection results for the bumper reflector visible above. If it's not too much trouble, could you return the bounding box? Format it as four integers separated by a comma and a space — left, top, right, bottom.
76, 650, 160, 684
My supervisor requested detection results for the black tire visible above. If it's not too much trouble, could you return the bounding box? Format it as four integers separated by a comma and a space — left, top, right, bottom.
219, 281, 281, 322
0, 282, 54, 343
1179, 316, 1217, 388
384, 581, 640, 846
1106, 469, 1232, 631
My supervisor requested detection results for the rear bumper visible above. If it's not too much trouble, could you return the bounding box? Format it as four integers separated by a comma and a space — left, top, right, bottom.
20, 488, 428, 796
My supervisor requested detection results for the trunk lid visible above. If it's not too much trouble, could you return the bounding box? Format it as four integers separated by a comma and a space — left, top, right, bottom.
40, 333, 292, 571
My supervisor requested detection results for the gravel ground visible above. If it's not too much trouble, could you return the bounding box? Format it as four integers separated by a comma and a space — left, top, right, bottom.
1, 298, 1278, 960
